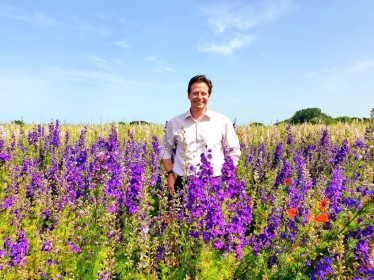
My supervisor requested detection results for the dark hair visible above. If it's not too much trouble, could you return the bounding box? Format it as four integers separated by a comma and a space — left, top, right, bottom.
187, 75, 213, 95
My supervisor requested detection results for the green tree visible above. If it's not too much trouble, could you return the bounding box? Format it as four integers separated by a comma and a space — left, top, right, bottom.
290, 108, 330, 124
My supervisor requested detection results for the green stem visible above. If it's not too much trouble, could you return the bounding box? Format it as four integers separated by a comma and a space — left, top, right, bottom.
337, 204, 367, 236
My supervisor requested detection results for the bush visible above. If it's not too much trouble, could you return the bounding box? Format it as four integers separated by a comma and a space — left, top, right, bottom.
12, 120, 25, 125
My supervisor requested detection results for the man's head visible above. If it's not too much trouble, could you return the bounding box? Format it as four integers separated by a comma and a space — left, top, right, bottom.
187, 75, 213, 96
187, 75, 212, 114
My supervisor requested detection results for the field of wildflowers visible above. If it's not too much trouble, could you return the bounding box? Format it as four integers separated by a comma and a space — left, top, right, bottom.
0, 111, 373, 279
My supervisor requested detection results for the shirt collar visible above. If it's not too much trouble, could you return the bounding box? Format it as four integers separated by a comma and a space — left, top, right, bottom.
184, 108, 211, 120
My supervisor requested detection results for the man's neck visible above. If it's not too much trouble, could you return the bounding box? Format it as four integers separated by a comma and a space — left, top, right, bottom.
190, 108, 207, 121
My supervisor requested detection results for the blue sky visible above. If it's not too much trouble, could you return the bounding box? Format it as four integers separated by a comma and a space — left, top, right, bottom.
1, 0, 373, 125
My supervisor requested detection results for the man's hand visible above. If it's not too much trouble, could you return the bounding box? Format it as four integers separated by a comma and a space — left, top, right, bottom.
162, 159, 175, 195
167, 173, 176, 196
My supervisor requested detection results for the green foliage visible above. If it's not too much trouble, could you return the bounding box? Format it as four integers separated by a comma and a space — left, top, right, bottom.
12, 119, 25, 125
251, 122, 264, 126
130, 120, 150, 125
285, 108, 369, 125
290, 108, 330, 124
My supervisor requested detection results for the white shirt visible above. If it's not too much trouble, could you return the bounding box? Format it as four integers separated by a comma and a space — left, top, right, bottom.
160, 109, 241, 176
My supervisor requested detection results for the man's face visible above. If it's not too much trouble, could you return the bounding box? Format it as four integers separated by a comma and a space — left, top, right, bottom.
188, 82, 210, 112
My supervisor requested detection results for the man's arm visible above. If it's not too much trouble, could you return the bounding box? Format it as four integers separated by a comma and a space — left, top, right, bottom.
162, 159, 176, 195
159, 122, 176, 195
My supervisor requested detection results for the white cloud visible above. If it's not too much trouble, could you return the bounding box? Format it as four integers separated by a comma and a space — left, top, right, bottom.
72, 71, 125, 84
146, 56, 175, 73
0, 3, 58, 26
51, 67, 131, 87
87, 55, 113, 72
198, 34, 254, 55
98, 24, 112, 36
68, 16, 113, 36
114, 39, 129, 49
198, 1, 291, 55
352, 60, 374, 72
0, 4, 112, 36
70, 16, 90, 31
203, 6, 256, 34
201, 0, 291, 34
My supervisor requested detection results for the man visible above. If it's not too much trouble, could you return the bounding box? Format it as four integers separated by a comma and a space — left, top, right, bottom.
160, 75, 241, 195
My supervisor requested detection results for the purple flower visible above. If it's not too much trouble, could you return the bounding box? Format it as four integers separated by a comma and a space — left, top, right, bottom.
334, 139, 350, 165
343, 197, 356, 207
125, 162, 145, 215
42, 208, 51, 220
354, 138, 365, 149
41, 241, 52, 253
76, 150, 88, 167
156, 246, 165, 260
325, 167, 343, 220
21, 159, 32, 174
213, 239, 224, 250
275, 158, 293, 188
309, 256, 334, 280
2, 196, 15, 209
189, 230, 199, 238
6, 230, 29, 267
186, 153, 252, 259
150, 135, 160, 184
49, 120, 60, 148
293, 148, 305, 186
0, 249, 6, 258
286, 124, 293, 145
69, 242, 80, 254
27, 128, 39, 146
0, 152, 11, 162
108, 204, 116, 213
273, 142, 283, 166
320, 129, 330, 147
26, 172, 42, 202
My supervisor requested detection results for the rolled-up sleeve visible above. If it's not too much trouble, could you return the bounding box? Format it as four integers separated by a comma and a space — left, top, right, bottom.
159, 121, 174, 159
223, 121, 241, 166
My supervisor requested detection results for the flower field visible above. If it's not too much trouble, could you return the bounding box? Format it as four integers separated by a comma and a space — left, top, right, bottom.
0, 114, 373, 279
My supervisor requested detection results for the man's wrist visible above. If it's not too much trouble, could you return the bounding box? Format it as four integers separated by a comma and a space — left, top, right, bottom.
166, 170, 174, 177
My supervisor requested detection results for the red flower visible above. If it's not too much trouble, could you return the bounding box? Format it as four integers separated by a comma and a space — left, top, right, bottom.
314, 213, 329, 222
286, 208, 297, 218
305, 212, 311, 222
165, 216, 171, 224
319, 198, 329, 211
284, 178, 291, 185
